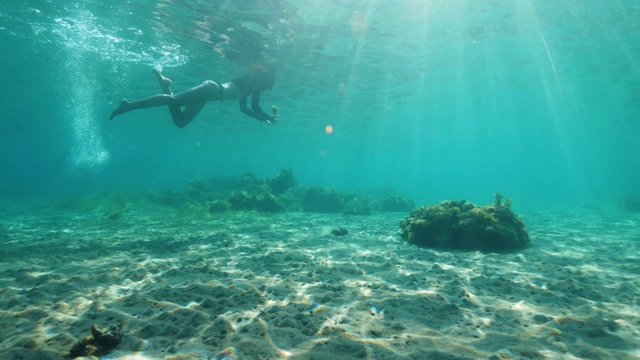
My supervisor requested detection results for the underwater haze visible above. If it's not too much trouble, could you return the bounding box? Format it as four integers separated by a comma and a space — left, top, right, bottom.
1, 0, 639, 206
2, 1, 640, 360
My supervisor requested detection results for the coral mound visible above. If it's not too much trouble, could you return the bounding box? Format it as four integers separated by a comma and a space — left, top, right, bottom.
400, 194, 530, 251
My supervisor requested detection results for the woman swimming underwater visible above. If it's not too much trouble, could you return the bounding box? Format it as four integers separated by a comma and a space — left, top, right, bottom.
109, 64, 278, 127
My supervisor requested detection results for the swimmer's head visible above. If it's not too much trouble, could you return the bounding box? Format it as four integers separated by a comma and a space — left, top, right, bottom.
250, 64, 276, 90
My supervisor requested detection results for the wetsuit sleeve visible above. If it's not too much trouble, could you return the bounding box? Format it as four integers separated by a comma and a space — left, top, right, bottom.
239, 91, 273, 122
250, 92, 273, 120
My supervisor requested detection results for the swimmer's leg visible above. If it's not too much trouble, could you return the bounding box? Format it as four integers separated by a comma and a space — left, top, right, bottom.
109, 100, 132, 120
152, 65, 173, 95
171, 102, 207, 128
151, 65, 186, 122
168, 81, 218, 127
109, 72, 214, 127
109, 94, 175, 120
110, 65, 175, 120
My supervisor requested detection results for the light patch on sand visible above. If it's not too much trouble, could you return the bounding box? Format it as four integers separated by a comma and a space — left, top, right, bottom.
512, 300, 531, 311
414, 288, 438, 296
68, 297, 93, 313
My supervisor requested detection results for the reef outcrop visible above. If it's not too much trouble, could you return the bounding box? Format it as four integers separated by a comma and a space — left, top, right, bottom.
116, 169, 419, 216
400, 193, 530, 251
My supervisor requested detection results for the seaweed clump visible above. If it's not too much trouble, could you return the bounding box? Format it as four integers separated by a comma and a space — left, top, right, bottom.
142, 169, 413, 216
266, 168, 297, 195
399, 193, 529, 251
621, 196, 640, 212
343, 198, 375, 215
148, 176, 236, 209
208, 200, 231, 213
228, 185, 286, 212
68, 321, 125, 358
300, 187, 345, 213
379, 194, 415, 212
106, 199, 128, 220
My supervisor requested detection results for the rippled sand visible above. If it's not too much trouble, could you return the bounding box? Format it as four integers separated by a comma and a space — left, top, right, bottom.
1, 202, 639, 359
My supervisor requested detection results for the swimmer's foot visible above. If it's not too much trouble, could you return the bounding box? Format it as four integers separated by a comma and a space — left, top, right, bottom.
152, 66, 172, 94
110, 99, 131, 120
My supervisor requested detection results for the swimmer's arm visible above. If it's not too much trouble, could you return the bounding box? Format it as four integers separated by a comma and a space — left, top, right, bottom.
239, 91, 276, 124
250, 92, 277, 123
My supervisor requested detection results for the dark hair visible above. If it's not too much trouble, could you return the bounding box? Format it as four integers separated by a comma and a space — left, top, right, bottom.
249, 64, 276, 91
250, 64, 275, 75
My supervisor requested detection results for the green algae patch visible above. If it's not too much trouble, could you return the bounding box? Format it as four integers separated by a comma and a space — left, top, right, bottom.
400, 193, 530, 251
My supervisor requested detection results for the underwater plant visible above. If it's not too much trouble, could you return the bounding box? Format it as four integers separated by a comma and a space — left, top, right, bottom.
147, 175, 237, 212
379, 194, 416, 212
400, 195, 530, 251
266, 168, 297, 195
343, 198, 375, 215
106, 199, 128, 220
227, 185, 285, 212
300, 187, 345, 213
621, 196, 640, 212
208, 200, 231, 213
237, 172, 264, 190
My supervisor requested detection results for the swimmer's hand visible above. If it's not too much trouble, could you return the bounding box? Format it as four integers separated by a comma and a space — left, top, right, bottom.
266, 105, 279, 124
265, 115, 278, 125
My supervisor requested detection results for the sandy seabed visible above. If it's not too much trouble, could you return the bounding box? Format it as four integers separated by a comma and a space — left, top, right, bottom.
0, 202, 639, 360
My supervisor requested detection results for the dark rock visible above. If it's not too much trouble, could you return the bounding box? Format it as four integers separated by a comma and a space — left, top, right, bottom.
532, 314, 550, 323
68, 321, 125, 358
331, 227, 348, 236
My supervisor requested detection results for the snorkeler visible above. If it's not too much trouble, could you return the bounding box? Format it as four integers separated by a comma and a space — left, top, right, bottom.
109, 65, 278, 127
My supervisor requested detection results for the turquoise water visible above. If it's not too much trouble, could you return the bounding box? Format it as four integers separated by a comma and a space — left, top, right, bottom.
2, 2, 640, 359
2, 0, 639, 207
